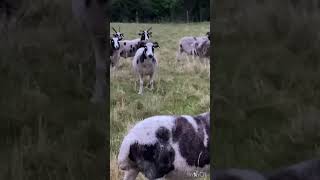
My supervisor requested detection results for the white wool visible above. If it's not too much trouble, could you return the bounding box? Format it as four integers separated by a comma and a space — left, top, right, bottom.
118, 113, 210, 179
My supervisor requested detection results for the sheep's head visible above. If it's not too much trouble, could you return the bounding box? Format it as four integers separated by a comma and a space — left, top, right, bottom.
128, 127, 175, 179
142, 41, 159, 59
112, 26, 124, 40
110, 37, 120, 50
138, 27, 152, 40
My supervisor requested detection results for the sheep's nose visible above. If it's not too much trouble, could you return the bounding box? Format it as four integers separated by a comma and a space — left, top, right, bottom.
148, 54, 153, 58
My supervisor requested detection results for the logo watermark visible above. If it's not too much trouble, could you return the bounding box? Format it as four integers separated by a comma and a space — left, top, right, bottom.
186, 170, 209, 178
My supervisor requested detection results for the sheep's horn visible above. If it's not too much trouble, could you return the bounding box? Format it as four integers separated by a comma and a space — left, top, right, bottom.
147, 27, 152, 32
118, 26, 120, 32
112, 27, 117, 33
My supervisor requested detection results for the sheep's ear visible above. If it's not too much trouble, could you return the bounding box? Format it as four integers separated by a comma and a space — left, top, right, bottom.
138, 32, 142, 35
153, 42, 160, 48
149, 32, 152, 35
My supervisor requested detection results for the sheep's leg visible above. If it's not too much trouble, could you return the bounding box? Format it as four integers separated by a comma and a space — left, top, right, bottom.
138, 75, 144, 95
123, 169, 139, 180
149, 74, 154, 90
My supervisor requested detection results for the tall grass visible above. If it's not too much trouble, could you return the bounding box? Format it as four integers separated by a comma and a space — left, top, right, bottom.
0, 1, 106, 179
110, 22, 210, 179
213, 0, 320, 171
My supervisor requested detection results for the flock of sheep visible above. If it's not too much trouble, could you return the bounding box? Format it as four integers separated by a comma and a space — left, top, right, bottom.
110, 26, 211, 95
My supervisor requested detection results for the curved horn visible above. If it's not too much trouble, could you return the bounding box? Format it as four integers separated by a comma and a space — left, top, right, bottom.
147, 27, 152, 32
112, 27, 117, 33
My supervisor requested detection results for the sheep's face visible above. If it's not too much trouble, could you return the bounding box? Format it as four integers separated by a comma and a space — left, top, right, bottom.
129, 142, 175, 179
139, 27, 152, 40
110, 37, 120, 50
142, 42, 159, 59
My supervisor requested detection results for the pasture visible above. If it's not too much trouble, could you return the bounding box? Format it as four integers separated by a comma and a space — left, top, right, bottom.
110, 22, 210, 179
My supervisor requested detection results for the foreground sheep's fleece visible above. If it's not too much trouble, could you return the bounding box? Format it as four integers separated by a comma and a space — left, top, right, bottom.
118, 112, 210, 180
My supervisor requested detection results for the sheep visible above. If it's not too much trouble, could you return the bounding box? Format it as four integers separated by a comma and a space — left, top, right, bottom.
176, 32, 210, 61
110, 36, 121, 67
132, 41, 159, 95
119, 27, 153, 59
112, 26, 124, 40
118, 112, 210, 180
71, 0, 107, 103
194, 37, 210, 58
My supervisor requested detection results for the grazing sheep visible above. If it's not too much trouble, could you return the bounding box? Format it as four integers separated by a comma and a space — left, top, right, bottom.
112, 26, 124, 40
194, 37, 210, 58
176, 32, 210, 61
71, 0, 107, 103
132, 41, 159, 95
118, 112, 210, 180
119, 27, 153, 59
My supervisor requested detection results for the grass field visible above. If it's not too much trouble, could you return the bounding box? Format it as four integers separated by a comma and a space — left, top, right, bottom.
110, 22, 210, 179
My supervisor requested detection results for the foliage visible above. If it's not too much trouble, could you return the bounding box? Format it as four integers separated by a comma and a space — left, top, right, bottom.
110, 0, 210, 22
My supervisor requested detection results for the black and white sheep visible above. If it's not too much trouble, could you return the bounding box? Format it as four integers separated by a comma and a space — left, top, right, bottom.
118, 112, 210, 180
176, 32, 210, 61
110, 36, 121, 67
212, 159, 320, 180
119, 27, 153, 59
132, 41, 159, 95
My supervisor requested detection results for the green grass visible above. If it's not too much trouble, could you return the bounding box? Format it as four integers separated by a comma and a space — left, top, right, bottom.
110, 22, 210, 179
213, 21, 320, 172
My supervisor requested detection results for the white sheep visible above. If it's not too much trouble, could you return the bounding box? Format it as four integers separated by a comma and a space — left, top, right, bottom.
118, 112, 210, 180
194, 37, 210, 58
132, 41, 159, 95
176, 32, 210, 61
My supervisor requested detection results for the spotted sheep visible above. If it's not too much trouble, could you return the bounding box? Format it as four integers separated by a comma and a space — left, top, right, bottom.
212, 159, 320, 180
119, 27, 152, 59
71, 0, 107, 103
132, 41, 159, 95
176, 32, 210, 61
110, 36, 121, 67
110, 27, 153, 68
118, 112, 210, 180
